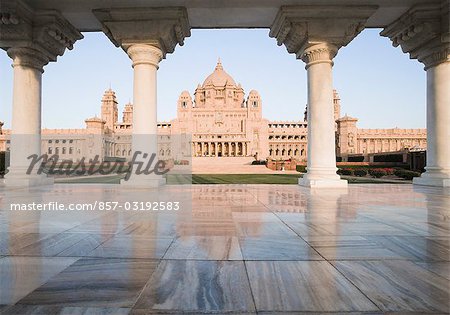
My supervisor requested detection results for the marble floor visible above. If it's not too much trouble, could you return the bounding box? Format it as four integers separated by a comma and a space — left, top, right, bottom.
0, 184, 449, 314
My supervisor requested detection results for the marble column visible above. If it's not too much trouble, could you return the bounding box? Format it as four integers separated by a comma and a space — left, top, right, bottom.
4, 48, 53, 187
269, 5, 376, 188
380, 2, 449, 186
414, 61, 450, 187
298, 44, 347, 188
122, 44, 165, 187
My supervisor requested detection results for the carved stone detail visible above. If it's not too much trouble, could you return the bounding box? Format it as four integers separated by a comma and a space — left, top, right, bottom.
381, 1, 449, 69
270, 6, 377, 60
93, 7, 191, 58
301, 43, 338, 68
7, 47, 49, 71
0, 1, 83, 64
127, 44, 163, 68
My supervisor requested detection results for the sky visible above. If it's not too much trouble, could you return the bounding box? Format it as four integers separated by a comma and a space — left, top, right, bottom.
0, 28, 426, 129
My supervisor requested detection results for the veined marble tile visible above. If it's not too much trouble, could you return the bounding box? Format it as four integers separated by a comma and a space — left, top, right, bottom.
17, 258, 158, 307
164, 236, 242, 260
119, 222, 176, 237
88, 236, 173, 259
283, 222, 334, 237
246, 261, 378, 312
301, 235, 368, 242
68, 223, 132, 235
0, 257, 77, 304
0, 305, 130, 315
257, 312, 383, 315
57, 234, 113, 257
0, 232, 50, 256
13, 233, 100, 257
176, 222, 237, 236
308, 238, 404, 260
235, 221, 297, 237
367, 236, 450, 261
384, 221, 450, 237
415, 262, 450, 280
130, 311, 256, 315
333, 260, 450, 312
316, 222, 417, 236
239, 236, 322, 261
132, 260, 255, 313
231, 212, 280, 222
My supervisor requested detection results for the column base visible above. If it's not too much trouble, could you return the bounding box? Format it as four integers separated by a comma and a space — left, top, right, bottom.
120, 176, 166, 188
413, 176, 450, 187
299, 174, 348, 188
3, 173, 54, 187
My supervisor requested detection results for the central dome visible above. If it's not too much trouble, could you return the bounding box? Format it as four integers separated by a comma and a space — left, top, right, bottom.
202, 59, 236, 87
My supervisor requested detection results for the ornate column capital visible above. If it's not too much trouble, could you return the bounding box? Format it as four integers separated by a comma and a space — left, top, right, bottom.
0, 0, 83, 64
381, 1, 449, 70
93, 7, 191, 58
126, 44, 163, 68
301, 43, 338, 69
269, 5, 377, 61
7, 47, 49, 72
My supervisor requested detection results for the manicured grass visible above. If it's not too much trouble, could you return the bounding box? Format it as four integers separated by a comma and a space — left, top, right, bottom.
55, 173, 411, 185
167, 174, 303, 184
55, 175, 123, 184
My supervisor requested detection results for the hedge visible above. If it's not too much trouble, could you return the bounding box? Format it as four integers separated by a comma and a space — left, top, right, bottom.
251, 160, 266, 165
368, 169, 387, 178
337, 169, 354, 176
394, 169, 421, 180
353, 169, 368, 177
296, 165, 307, 173
0, 151, 5, 176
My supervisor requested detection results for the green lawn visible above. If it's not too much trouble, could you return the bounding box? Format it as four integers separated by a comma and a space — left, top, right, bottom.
55, 173, 410, 185
167, 174, 303, 184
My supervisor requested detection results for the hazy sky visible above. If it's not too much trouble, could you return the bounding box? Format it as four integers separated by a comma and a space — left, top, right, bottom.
0, 29, 426, 129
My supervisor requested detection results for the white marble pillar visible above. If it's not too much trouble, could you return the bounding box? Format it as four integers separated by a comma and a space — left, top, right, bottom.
414, 61, 450, 187
4, 48, 53, 187
122, 44, 165, 187
298, 43, 347, 188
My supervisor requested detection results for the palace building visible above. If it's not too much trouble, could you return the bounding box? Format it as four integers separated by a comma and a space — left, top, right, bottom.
0, 60, 426, 163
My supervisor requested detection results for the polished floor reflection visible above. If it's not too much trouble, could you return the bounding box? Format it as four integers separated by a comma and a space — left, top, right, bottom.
0, 184, 449, 314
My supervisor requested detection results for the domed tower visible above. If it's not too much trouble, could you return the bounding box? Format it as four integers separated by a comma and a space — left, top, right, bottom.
85, 116, 106, 134
122, 103, 133, 124
177, 91, 193, 118
194, 59, 244, 108
100, 88, 118, 132
247, 90, 262, 119
333, 89, 341, 122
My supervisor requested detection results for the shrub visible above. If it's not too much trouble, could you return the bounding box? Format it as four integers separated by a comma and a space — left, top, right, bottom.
353, 169, 368, 177
0, 151, 5, 176
251, 160, 266, 165
296, 165, 307, 173
369, 169, 387, 178
394, 169, 421, 180
337, 168, 354, 176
